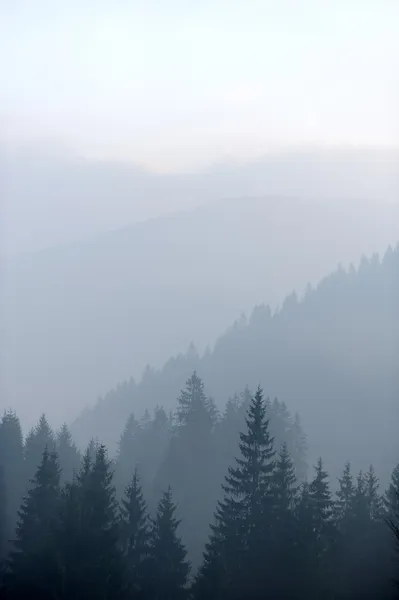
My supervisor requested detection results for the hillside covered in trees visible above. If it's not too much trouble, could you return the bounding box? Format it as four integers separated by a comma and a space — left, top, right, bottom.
2, 195, 398, 429
1, 379, 398, 599
71, 243, 399, 485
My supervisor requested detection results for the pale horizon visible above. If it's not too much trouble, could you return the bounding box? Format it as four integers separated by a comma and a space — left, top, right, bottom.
1, 0, 398, 171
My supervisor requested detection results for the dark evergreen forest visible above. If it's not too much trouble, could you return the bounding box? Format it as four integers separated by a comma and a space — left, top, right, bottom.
0, 373, 398, 599
0, 245, 398, 598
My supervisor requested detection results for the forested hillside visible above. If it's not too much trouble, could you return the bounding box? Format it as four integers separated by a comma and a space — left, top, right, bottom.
72, 243, 399, 484
1, 196, 398, 428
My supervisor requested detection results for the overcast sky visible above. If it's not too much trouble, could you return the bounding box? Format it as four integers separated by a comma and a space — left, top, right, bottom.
1, 0, 398, 172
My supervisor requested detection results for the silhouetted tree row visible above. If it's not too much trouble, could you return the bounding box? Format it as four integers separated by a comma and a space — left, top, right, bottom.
1, 377, 398, 599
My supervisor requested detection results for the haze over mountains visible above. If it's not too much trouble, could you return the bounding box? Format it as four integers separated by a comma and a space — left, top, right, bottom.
1, 147, 398, 431
70, 242, 398, 486
2, 145, 398, 257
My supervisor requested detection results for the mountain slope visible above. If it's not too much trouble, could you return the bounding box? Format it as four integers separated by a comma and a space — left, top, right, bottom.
1, 195, 398, 428
71, 244, 399, 484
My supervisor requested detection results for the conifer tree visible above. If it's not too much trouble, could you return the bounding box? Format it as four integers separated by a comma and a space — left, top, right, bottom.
364, 465, 384, 521
303, 458, 334, 599
120, 468, 149, 596
0, 411, 24, 548
270, 442, 298, 597
115, 413, 139, 499
385, 464, 399, 523
56, 423, 81, 484
24, 414, 55, 482
58, 444, 125, 600
196, 386, 275, 599
155, 373, 217, 568
335, 462, 355, 525
6, 447, 61, 599
0, 467, 5, 559
147, 487, 190, 600
289, 412, 308, 482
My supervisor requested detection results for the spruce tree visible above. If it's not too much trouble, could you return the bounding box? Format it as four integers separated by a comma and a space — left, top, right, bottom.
6, 447, 61, 599
24, 414, 55, 482
385, 463, 399, 521
115, 413, 139, 498
335, 462, 355, 525
364, 465, 384, 522
120, 468, 149, 596
155, 373, 217, 568
270, 442, 298, 597
147, 487, 190, 600
196, 386, 275, 599
58, 444, 125, 600
289, 412, 308, 482
304, 458, 334, 599
0, 411, 24, 549
56, 423, 81, 484
0, 467, 5, 559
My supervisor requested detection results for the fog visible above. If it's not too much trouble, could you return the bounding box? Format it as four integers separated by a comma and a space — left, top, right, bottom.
1, 1, 399, 598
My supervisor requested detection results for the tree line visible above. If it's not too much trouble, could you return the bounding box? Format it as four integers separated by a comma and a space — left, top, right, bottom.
1, 374, 398, 598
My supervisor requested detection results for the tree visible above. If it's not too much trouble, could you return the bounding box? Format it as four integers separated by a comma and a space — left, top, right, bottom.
115, 413, 139, 499
58, 444, 125, 600
364, 465, 384, 522
24, 414, 55, 482
289, 412, 308, 482
196, 386, 275, 599
120, 468, 149, 596
56, 423, 81, 484
385, 463, 399, 520
335, 462, 355, 525
0, 467, 5, 559
0, 411, 24, 550
147, 487, 190, 600
270, 442, 298, 597
155, 373, 218, 568
6, 447, 61, 599
386, 464, 399, 596
298, 458, 334, 599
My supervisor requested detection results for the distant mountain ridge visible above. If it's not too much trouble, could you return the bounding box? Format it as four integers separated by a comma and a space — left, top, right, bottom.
70, 242, 399, 485
1, 193, 398, 430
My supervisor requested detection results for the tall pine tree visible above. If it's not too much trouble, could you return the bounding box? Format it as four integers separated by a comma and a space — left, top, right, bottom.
147, 487, 190, 600
196, 386, 275, 600
6, 447, 61, 599
120, 468, 149, 597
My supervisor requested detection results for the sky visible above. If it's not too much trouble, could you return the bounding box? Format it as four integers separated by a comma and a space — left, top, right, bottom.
1, 0, 398, 172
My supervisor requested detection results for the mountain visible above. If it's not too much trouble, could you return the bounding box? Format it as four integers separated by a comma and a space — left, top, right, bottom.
1, 193, 398, 429
2, 145, 399, 257
70, 243, 399, 484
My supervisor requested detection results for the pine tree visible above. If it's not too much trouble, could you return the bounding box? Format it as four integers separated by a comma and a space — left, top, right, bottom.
364, 464, 384, 522
176, 372, 216, 431
56, 423, 81, 484
303, 458, 334, 599
155, 373, 218, 569
58, 444, 125, 600
385, 463, 399, 520
0, 466, 5, 559
6, 447, 61, 599
0, 411, 24, 550
196, 386, 275, 599
289, 412, 308, 482
147, 487, 190, 600
120, 468, 149, 596
270, 442, 298, 597
24, 414, 55, 482
335, 462, 355, 525
273, 442, 297, 517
